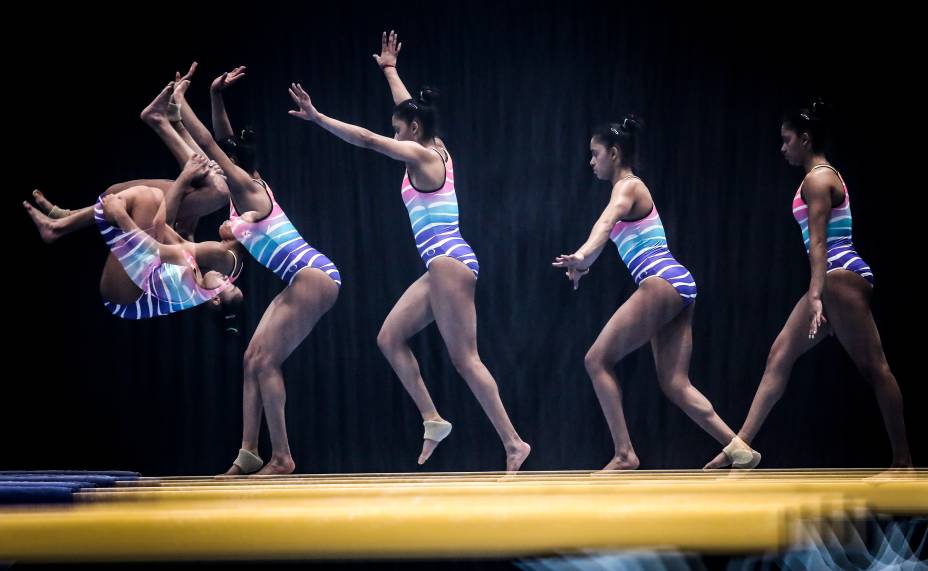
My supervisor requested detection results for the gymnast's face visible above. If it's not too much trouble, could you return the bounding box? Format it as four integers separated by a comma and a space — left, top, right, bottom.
589, 138, 618, 180
208, 285, 244, 311
392, 116, 419, 142
220, 285, 243, 306
780, 125, 808, 166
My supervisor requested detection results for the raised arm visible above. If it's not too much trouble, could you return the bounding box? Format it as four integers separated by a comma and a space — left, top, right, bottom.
171, 74, 258, 197
288, 83, 434, 165
162, 154, 212, 225
373, 30, 413, 105
209, 66, 246, 141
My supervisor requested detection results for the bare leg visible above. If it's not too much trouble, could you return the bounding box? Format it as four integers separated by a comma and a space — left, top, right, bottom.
26, 179, 177, 243
427, 257, 531, 472
228, 268, 338, 475
170, 184, 229, 220
104, 179, 174, 197
98, 186, 167, 304
584, 277, 684, 471
108, 179, 225, 223
142, 88, 225, 228
141, 84, 195, 165
376, 273, 449, 464
224, 382, 265, 476
172, 120, 207, 158
703, 292, 829, 469
30, 183, 156, 219
824, 270, 912, 467
651, 303, 742, 444
23, 182, 171, 243
33, 84, 222, 230
142, 110, 228, 226
31, 189, 73, 218
23, 200, 95, 243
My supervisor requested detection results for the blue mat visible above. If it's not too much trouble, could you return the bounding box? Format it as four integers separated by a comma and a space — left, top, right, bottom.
0, 485, 77, 505
0, 470, 139, 478
0, 470, 140, 505
0, 480, 90, 489
0, 474, 122, 487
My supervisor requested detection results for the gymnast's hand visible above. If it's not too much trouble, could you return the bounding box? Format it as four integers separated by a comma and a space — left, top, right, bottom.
552, 253, 590, 290
808, 297, 827, 339
373, 30, 402, 69
211, 66, 246, 94
101, 194, 128, 223
207, 160, 227, 181
287, 83, 320, 122
179, 154, 211, 186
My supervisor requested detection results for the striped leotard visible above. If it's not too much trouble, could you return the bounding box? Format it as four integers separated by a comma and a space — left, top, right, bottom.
94, 195, 231, 319
609, 181, 697, 305
401, 149, 479, 278
228, 179, 341, 287
792, 164, 873, 286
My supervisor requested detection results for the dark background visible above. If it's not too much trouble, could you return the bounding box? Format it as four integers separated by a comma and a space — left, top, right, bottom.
5, 3, 921, 475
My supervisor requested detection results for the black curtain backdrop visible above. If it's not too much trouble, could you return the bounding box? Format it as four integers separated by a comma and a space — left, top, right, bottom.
6, 3, 922, 475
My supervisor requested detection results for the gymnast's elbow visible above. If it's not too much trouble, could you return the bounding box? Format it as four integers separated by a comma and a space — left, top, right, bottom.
358, 129, 376, 149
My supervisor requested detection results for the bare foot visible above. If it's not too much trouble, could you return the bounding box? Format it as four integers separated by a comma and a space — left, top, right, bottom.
419, 417, 452, 465
891, 457, 914, 469
703, 450, 732, 470
23, 201, 62, 243
597, 451, 640, 473
704, 437, 761, 470
220, 464, 247, 477
217, 448, 264, 477
506, 441, 531, 473
868, 465, 917, 481
31, 189, 60, 215
140, 82, 174, 126
418, 439, 440, 465
255, 456, 295, 475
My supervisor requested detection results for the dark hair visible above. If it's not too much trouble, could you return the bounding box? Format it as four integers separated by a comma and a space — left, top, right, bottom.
213, 291, 244, 336
219, 128, 258, 175
782, 99, 829, 153
592, 115, 644, 168
393, 86, 440, 141
220, 306, 242, 336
